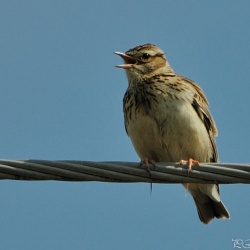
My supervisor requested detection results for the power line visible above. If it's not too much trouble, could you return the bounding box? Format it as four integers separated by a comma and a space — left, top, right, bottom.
0, 159, 249, 184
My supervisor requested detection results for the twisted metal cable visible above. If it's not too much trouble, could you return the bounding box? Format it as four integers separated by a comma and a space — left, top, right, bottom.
0, 159, 249, 184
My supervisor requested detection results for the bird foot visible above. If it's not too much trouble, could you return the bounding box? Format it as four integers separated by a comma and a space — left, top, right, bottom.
179, 158, 199, 193
140, 158, 156, 171
179, 158, 199, 174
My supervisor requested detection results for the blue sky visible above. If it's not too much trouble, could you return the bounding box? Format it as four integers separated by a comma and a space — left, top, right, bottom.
0, 1, 250, 249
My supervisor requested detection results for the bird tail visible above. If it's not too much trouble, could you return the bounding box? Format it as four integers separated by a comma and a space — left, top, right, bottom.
192, 192, 230, 224
187, 183, 230, 224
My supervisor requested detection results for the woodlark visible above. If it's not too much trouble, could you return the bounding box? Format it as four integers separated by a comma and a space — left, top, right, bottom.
115, 43, 230, 224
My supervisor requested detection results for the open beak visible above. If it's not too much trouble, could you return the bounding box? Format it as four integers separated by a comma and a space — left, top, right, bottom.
114, 52, 136, 69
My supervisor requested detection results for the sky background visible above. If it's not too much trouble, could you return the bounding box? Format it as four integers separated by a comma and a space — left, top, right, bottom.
0, 1, 250, 249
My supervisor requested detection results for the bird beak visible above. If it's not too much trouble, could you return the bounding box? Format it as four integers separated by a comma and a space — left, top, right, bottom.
114, 52, 136, 69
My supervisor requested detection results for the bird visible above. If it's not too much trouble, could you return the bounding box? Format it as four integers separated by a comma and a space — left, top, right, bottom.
115, 43, 230, 224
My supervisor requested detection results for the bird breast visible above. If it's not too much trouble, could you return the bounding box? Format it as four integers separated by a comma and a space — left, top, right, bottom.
124, 84, 213, 162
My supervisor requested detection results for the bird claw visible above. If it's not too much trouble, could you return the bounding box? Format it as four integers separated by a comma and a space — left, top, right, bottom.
140, 158, 155, 194
179, 158, 199, 193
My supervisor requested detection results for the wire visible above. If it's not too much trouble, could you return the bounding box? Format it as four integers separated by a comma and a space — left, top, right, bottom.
0, 159, 249, 183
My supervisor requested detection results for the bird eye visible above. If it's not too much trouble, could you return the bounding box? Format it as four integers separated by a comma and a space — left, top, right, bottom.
142, 53, 151, 60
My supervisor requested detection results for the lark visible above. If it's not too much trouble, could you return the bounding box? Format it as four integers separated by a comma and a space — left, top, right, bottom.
115, 43, 230, 224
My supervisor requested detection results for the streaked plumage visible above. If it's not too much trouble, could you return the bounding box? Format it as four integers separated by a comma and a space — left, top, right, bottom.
115, 43, 230, 224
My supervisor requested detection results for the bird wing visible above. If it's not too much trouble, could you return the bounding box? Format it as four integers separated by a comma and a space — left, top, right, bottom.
182, 77, 219, 162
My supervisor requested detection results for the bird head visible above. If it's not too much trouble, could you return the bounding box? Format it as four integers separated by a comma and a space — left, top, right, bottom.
115, 44, 173, 81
